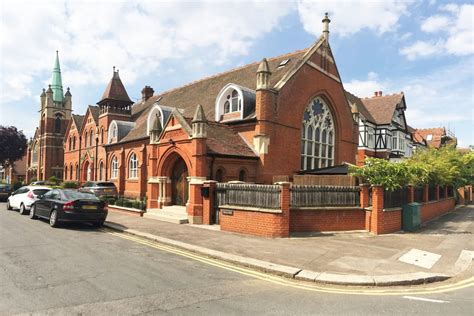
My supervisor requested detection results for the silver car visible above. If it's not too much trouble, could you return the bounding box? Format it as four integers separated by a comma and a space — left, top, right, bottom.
79, 182, 118, 199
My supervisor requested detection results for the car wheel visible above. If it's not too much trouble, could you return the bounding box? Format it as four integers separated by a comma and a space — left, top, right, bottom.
49, 209, 60, 228
6, 200, 12, 210
29, 205, 37, 219
92, 221, 104, 228
19, 203, 27, 215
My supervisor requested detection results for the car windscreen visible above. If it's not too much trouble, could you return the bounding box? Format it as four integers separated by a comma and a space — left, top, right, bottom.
62, 190, 99, 201
96, 182, 116, 187
32, 189, 50, 196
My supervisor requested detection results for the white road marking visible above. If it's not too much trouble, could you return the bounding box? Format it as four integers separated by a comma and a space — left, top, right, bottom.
403, 296, 450, 303
398, 249, 441, 269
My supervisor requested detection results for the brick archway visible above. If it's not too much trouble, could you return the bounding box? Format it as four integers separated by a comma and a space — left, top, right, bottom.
82, 160, 94, 182
152, 149, 193, 208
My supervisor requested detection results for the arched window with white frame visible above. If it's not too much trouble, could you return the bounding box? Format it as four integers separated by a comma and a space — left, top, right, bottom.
128, 153, 138, 179
99, 161, 104, 181
301, 97, 335, 170
111, 156, 118, 179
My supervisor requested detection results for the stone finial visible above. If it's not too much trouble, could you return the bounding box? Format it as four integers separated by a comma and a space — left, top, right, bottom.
46, 84, 53, 93
322, 12, 331, 41
65, 87, 71, 96
192, 104, 207, 123
192, 104, 207, 138
256, 58, 271, 90
40, 88, 46, 97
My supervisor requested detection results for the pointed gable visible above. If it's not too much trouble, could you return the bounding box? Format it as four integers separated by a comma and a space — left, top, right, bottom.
359, 93, 405, 125
97, 68, 133, 106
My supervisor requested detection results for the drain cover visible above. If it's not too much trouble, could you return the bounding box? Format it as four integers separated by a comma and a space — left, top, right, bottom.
398, 249, 441, 269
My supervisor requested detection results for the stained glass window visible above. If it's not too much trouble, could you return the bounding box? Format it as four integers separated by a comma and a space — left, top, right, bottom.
301, 98, 335, 170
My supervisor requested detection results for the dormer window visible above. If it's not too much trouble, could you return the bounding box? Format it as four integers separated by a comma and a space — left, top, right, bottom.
215, 83, 255, 122
223, 89, 241, 114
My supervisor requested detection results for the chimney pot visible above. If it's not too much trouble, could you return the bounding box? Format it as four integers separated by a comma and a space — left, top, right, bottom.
378, 91, 382, 96
374, 91, 378, 97
141, 85, 154, 102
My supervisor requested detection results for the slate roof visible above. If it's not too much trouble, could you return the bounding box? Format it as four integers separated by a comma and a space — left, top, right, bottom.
407, 125, 426, 145
71, 114, 84, 130
359, 93, 404, 125
88, 105, 100, 122
344, 91, 375, 123
119, 48, 309, 143
98, 69, 133, 104
205, 121, 257, 158
181, 118, 257, 158
416, 127, 446, 149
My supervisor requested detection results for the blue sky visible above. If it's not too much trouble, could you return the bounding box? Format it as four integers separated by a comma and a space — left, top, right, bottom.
1, 0, 472, 147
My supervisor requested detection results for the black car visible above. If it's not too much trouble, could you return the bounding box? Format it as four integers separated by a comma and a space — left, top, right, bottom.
0, 183, 12, 201
79, 181, 118, 199
30, 189, 108, 228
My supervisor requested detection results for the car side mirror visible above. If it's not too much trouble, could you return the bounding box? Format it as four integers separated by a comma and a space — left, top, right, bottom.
37, 194, 44, 199
10, 192, 15, 196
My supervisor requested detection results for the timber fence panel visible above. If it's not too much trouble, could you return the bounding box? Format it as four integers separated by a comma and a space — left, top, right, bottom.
215, 183, 281, 209
290, 185, 360, 208
383, 187, 408, 208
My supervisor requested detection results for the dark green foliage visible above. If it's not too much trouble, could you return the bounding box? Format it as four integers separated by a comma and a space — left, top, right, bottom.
0, 126, 27, 166
13, 181, 23, 191
63, 181, 79, 189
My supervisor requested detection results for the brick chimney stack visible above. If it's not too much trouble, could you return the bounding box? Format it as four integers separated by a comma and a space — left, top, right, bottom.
141, 85, 154, 102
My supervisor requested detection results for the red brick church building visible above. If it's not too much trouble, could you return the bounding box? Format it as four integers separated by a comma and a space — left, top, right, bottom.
63, 14, 359, 223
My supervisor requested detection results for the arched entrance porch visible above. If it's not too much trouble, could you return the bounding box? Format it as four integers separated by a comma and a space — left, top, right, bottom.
171, 157, 188, 206
153, 150, 192, 208
82, 160, 94, 183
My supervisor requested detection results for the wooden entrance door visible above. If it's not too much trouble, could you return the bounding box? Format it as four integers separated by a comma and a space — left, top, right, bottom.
171, 158, 188, 206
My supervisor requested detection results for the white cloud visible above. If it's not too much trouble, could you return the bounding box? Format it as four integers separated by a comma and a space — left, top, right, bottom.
401, 4, 474, 60
0, 0, 293, 104
344, 72, 389, 98
399, 40, 444, 60
297, 0, 413, 37
421, 15, 450, 32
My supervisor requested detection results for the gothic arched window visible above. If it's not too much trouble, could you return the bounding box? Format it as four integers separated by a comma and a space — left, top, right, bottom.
69, 164, 73, 180
301, 97, 335, 170
89, 129, 93, 147
111, 156, 118, 179
128, 153, 138, 179
99, 161, 104, 180
54, 116, 61, 133
238, 169, 247, 182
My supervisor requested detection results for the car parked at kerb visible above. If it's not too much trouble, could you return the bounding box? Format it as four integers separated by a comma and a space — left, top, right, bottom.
30, 189, 108, 228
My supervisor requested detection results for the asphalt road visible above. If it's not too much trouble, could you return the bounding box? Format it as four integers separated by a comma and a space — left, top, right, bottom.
1, 202, 473, 315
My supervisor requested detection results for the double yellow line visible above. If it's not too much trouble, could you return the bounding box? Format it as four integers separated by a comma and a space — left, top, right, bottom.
103, 229, 474, 296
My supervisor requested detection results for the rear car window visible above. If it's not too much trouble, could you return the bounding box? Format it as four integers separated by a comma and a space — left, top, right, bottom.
32, 189, 50, 196
63, 190, 99, 201
97, 182, 116, 187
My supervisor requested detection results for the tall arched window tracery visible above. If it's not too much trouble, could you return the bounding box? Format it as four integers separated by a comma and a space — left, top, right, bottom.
301, 97, 335, 170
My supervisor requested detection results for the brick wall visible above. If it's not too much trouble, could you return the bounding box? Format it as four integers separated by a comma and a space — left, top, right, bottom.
420, 198, 455, 223
378, 210, 402, 234
220, 208, 288, 238
289, 208, 365, 232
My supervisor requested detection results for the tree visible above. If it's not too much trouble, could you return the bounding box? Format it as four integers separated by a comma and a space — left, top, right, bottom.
0, 126, 27, 166
349, 157, 410, 191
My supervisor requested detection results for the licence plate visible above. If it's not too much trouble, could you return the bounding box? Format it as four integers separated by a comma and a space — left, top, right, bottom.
83, 205, 97, 210
104, 189, 113, 193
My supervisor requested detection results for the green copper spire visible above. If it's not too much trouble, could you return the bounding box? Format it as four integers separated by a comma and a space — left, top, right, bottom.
51, 50, 64, 103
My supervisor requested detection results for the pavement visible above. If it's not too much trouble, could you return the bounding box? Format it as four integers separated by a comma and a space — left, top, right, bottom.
104, 204, 474, 287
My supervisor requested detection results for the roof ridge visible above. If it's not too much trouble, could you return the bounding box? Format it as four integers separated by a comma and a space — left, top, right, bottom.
155, 48, 308, 98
